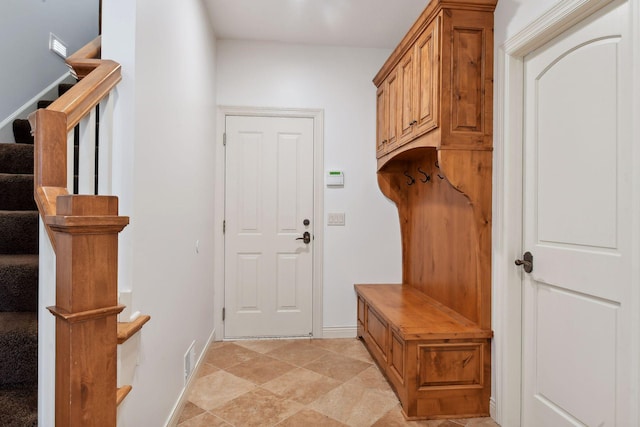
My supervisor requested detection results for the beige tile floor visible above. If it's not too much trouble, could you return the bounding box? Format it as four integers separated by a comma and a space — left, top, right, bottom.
176, 338, 500, 427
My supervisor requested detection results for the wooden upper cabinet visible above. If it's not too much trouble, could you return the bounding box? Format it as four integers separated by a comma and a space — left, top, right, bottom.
387, 71, 399, 152
373, 1, 495, 167
440, 9, 493, 148
376, 83, 388, 156
413, 16, 440, 138
398, 49, 416, 145
376, 70, 400, 158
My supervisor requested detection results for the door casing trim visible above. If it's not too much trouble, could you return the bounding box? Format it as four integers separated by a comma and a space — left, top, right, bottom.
214, 106, 324, 340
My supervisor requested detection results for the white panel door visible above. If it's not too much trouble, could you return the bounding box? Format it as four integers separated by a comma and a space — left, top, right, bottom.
521, 2, 632, 426
224, 115, 314, 338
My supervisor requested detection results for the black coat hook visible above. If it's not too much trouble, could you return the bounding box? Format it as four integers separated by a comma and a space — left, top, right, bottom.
404, 171, 415, 185
417, 167, 430, 183
434, 161, 444, 179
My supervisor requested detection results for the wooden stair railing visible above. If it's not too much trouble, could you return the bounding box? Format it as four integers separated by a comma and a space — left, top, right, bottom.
30, 36, 147, 426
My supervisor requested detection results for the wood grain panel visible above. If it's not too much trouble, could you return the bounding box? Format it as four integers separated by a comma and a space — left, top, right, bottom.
451, 27, 484, 132
390, 331, 405, 383
418, 343, 482, 387
440, 9, 493, 148
366, 306, 389, 361
399, 50, 416, 143
388, 71, 400, 150
357, 297, 365, 326
414, 16, 440, 136
376, 84, 388, 157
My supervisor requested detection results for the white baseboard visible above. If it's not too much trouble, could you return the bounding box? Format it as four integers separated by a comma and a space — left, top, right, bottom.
0, 72, 74, 142
321, 326, 357, 339
490, 396, 497, 420
164, 328, 216, 427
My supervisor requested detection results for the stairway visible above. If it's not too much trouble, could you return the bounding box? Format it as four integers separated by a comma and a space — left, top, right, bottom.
0, 140, 38, 426
0, 83, 75, 426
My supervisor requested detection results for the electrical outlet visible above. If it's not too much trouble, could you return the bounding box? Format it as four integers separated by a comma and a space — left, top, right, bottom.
184, 341, 196, 384
328, 212, 345, 226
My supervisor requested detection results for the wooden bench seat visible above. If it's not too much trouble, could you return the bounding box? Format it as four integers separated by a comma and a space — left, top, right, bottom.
355, 284, 492, 420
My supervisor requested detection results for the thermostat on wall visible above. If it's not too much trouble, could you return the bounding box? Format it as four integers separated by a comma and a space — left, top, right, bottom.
326, 171, 344, 187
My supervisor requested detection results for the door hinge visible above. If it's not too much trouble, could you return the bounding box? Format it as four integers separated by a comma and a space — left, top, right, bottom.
222, 307, 226, 321
223, 133, 227, 146
223, 220, 226, 234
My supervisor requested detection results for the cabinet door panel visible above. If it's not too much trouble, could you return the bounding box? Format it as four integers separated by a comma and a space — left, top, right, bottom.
376, 84, 388, 157
414, 16, 440, 136
451, 26, 484, 132
387, 71, 399, 151
398, 49, 415, 144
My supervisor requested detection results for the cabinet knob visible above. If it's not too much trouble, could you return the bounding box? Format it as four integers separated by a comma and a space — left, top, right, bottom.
410, 120, 417, 126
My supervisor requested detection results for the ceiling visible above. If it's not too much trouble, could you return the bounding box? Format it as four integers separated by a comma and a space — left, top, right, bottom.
205, 0, 429, 49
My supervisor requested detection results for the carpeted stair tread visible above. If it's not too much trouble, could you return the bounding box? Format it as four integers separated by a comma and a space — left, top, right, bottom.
0, 211, 38, 254
0, 312, 37, 386
0, 385, 37, 427
0, 174, 36, 211
0, 143, 34, 174
36, 100, 52, 110
0, 255, 38, 312
0, 77, 65, 427
11, 120, 33, 145
58, 83, 75, 96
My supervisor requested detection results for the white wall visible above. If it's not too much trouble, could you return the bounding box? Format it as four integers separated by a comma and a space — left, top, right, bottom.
0, 0, 99, 122
216, 40, 403, 329
494, 0, 560, 46
103, 0, 218, 425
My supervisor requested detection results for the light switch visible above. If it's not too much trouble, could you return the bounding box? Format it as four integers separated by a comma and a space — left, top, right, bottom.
328, 212, 345, 226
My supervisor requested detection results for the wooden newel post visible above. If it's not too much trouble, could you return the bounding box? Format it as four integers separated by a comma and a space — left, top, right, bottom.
46, 195, 129, 427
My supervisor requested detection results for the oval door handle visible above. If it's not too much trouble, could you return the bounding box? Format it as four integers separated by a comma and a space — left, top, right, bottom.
296, 231, 311, 244
515, 251, 533, 273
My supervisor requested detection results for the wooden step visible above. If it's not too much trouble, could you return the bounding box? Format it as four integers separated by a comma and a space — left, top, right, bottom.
116, 385, 132, 406
117, 314, 150, 344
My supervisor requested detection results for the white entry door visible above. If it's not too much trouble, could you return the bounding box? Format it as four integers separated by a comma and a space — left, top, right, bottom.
521, 2, 633, 426
224, 115, 314, 338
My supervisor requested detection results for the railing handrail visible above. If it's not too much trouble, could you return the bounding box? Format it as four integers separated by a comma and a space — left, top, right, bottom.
29, 35, 123, 241
48, 59, 120, 132
29, 36, 120, 132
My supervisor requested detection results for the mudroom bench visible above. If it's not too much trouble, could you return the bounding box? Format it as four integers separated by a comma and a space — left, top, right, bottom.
355, 284, 492, 419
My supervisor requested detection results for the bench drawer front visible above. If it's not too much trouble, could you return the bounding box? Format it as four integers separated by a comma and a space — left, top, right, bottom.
417, 343, 483, 388
366, 306, 388, 361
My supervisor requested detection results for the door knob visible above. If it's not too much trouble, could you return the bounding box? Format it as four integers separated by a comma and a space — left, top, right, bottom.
296, 231, 311, 244
515, 251, 533, 273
